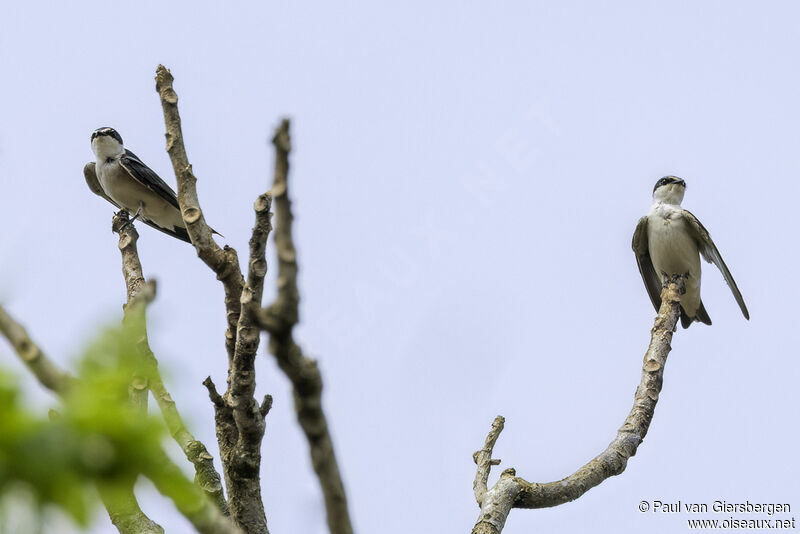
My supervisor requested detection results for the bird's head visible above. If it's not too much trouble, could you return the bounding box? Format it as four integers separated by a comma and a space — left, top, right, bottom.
91, 127, 125, 161
652, 175, 686, 205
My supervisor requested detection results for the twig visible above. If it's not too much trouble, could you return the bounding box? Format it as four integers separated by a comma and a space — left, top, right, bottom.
471, 277, 685, 534
258, 119, 354, 534
204, 377, 225, 407
259, 395, 273, 418
472, 416, 504, 505
112, 211, 229, 516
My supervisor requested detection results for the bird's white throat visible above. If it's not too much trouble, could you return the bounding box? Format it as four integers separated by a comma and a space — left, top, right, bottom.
92, 136, 124, 161
652, 184, 685, 206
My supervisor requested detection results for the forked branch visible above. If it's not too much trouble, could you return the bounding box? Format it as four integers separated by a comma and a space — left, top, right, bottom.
155, 65, 271, 534
471, 277, 685, 534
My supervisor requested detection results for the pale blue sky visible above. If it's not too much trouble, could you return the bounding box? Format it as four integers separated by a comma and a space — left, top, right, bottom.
1, 2, 798, 533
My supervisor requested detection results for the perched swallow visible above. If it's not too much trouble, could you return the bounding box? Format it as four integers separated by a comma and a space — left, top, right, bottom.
632, 176, 749, 328
85, 127, 191, 242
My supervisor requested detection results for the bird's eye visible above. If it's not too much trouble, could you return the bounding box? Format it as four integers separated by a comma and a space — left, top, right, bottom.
106, 157, 113, 163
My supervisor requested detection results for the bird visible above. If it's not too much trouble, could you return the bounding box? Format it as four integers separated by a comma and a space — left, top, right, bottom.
84, 126, 192, 242
632, 176, 749, 328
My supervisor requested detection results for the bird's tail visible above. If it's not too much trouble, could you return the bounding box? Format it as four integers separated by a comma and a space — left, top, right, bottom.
681, 302, 712, 329
695, 301, 712, 325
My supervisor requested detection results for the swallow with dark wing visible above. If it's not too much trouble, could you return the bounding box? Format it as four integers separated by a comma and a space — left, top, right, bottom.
632, 176, 749, 328
85, 126, 212, 243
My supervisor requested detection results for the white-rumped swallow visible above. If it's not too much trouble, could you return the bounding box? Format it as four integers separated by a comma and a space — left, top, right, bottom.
85, 127, 191, 242
632, 176, 749, 328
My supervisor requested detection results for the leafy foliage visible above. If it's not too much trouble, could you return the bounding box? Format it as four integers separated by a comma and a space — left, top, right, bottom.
0, 320, 167, 527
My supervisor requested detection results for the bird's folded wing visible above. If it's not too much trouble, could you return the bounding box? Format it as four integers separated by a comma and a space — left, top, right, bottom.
84, 160, 191, 243
632, 216, 663, 313
83, 162, 121, 209
119, 149, 181, 210
683, 209, 750, 320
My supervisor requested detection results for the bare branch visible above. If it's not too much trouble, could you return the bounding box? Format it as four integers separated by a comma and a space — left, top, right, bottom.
155, 64, 244, 365
112, 212, 154, 306
227, 194, 272, 433
220, 194, 273, 534
247, 193, 273, 302
259, 395, 273, 418
266, 120, 298, 327
204, 377, 225, 407
155, 65, 271, 534
260, 119, 354, 534
472, 416, 504, 505
0, 305, 74, 395
112, 212, 152, 412
471, 276, 685, 534
112, 211, 229, 516
471, 469, 521, 534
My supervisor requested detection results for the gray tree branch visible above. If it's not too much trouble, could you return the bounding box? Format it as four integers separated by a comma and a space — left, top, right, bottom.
472, 416, 504, 506
154, 65, 271, 534
112, 211, 229, 516
256, 119, 354, 534
220, 192, 273, 533
154, 64, 244, 366
471, 276, 685, 534
0, 306, 74, 396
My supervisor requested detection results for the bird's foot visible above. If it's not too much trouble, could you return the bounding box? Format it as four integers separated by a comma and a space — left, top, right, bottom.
660, 272, 688, 294
119, 209, 142, 231
669, 273, 688, 294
